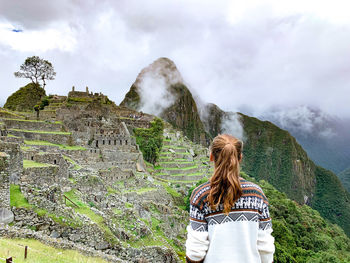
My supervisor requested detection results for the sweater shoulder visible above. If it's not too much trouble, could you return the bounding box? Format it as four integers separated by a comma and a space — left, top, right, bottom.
240, 178, 268, 203
190, 181, 211, 208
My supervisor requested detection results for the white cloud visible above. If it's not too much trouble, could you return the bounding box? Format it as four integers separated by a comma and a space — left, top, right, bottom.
0, 0, 349, 120
0, 22, 77, 52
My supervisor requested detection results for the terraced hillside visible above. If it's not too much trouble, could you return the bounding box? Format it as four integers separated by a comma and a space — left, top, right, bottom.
151, 128, 213, 187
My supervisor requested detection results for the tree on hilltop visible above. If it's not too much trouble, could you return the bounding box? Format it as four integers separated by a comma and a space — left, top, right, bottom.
14, 56, 56, 89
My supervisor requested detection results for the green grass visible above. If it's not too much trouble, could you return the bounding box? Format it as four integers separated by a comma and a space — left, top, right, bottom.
158, 181, 182, 198
7, 134, 20, 138
113, 208, 122, 215
23, 160, 55, 168
62, 155, 81, 170
64, 189, 118, 244
125, 202, 134, 208
125, 187, 157, 194
9, 128, 70, 135
24, 140, 86, 151
1, 118, 46, 123
20, 145, 32, 151
155, 165, 198, 171
0, 109, 24, 118
0, 238, 109, 263
10, 184, 32, 208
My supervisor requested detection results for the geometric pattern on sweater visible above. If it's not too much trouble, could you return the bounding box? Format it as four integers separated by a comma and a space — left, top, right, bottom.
189, 178, 272, 232
259, 219, 273, 230
206, 211, 259, 226
190, 220, 208, 232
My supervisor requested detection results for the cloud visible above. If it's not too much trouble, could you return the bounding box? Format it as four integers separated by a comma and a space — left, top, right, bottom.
0, 0, 349, 121
221, 112, 245, 142
258, 105, 337, 138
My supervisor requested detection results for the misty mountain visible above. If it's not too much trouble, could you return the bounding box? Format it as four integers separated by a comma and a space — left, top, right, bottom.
257, 106, 350, 174
121, 58, 350, 236
202, 103, 350, 236
120, 57, 208, 145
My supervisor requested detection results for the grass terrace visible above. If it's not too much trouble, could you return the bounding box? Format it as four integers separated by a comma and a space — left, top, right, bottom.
1, 118, 46, 123
63, 155, 82, 170
0, 238, 109, 263
9, 128, 70, 135
24, 140, 86, 151
23, 160, 56, 168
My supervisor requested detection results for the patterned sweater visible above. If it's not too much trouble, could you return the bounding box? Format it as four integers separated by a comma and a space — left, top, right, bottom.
185, 178, 275, 263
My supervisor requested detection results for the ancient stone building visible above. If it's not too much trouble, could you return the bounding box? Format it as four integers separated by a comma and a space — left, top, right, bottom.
0, 141, 23, 183
0, 152, 10, 209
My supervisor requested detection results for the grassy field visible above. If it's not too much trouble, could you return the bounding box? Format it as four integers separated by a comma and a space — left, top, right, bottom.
24, 140, 86, 151
0, 238, 109, 263
23, 160, 55, 168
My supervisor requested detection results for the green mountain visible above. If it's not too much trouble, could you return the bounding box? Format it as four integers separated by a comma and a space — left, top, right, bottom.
120, 58, 350, 236
338, 168, 350, 192
120, 58, 208, 146
202, 104, 350, 236
4, 83, 46, 112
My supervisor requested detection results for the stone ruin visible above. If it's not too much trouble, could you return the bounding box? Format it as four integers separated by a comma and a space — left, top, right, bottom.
0, 152, 14, 224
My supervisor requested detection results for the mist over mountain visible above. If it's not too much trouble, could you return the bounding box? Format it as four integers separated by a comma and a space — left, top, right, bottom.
121, 57, 208, 145
256, 106, 350, 174
120, 57, 350, 236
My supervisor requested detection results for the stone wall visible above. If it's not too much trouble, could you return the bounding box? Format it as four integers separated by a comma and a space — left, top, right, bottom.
8, 129, 72, 145
0, 135, 24, 144
22, 166, 59, 187
23, 152, 69, 180
99, 167, 134, 182
39, 110, 57, 120
1, 119, 63, 132
0, 141, 23, 183
0, 152, 10, 209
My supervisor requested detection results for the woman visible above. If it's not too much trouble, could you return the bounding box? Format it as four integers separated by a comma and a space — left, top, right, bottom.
185, 134, 275, 263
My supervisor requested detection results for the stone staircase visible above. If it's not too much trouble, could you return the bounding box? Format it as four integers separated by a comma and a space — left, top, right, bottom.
153, 129, 213, 185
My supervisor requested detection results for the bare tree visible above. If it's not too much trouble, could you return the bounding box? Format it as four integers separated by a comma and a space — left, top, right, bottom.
14, 56, 56, 88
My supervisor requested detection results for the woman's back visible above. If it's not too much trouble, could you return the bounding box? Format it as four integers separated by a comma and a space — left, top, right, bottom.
185, 134, 274, 263
186, 178, 274, 263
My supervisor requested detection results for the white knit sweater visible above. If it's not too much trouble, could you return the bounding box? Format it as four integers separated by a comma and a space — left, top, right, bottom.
185, 179, 275, 263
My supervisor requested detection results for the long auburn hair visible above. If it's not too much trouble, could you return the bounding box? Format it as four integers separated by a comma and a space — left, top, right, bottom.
208, 134, 243, 214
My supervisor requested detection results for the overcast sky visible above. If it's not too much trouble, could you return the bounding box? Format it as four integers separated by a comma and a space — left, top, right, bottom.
0, 0, 349, 120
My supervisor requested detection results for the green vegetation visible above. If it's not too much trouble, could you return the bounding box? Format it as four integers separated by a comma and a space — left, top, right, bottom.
134, 118, 164, 164
64, 189, 118, 244
0, 108, 24, 118
311, 166, 350, 237
24, 140, 86, 150
67, 97, 93, 103
10, 184, 32, 208
338, 167, 350, 192
23, 160, 54, 168
62, 155, 81, 170
0, 238, 109, 263
239, 113, 350, 236
9, 128, 71, 135
4, 83, 46, 112
10, 185, 78, 227
163, 83, 208, 145
185, 173, 350, 263
119, 84, 141, 110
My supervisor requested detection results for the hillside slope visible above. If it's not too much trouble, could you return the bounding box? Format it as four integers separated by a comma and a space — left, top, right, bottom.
201, 105, 350, 236
338, 167, 350, 192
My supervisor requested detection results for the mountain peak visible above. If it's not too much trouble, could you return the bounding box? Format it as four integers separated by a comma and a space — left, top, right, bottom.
134, 57, 183, 87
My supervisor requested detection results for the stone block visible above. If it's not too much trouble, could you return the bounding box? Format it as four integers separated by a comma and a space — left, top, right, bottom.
0, 208, 14, 224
